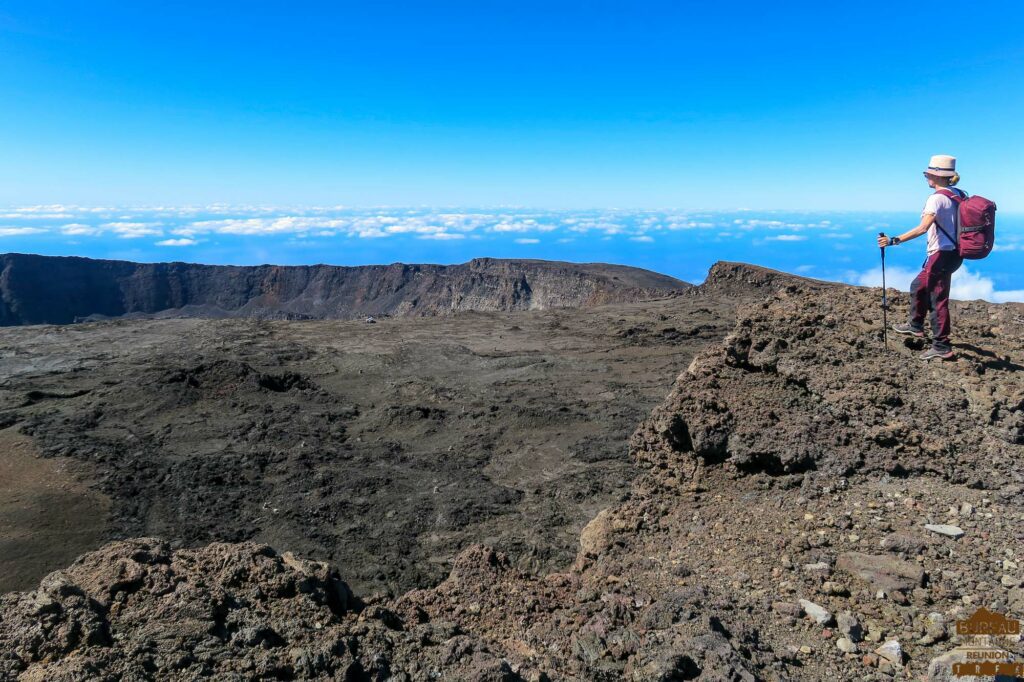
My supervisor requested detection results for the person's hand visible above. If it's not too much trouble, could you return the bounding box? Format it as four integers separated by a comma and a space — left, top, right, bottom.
877, 234, 890, 248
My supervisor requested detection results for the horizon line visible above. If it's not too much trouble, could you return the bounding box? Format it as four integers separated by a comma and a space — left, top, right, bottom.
3, 204, 1022, 215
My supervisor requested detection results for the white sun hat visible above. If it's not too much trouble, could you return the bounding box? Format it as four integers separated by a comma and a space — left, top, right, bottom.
924, 154, 957, 177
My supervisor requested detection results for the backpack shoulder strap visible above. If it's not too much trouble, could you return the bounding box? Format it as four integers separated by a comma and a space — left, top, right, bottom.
931, 189, 960, 245
935, 188, 964, 203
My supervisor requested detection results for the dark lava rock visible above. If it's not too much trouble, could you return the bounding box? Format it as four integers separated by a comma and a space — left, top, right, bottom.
0, 539, 523, 681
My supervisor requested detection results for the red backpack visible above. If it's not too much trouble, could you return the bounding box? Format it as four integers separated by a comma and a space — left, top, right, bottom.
935, 188, 997, 260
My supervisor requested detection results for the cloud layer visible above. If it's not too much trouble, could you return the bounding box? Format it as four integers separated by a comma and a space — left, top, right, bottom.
853, 265, 1024, 304
0, 205, 864, 244
1, 204, 1020, 302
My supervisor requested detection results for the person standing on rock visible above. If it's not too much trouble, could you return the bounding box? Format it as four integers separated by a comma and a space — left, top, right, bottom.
877, 155, 965, 361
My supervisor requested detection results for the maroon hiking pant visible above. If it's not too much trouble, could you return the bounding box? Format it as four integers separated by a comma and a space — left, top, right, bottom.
908, 250, 962, 352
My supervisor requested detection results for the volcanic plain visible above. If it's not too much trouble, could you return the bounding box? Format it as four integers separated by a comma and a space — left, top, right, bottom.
0, 284, 731, 597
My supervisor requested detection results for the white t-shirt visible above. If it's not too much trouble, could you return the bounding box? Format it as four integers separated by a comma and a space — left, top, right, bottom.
922, 188, 964, 254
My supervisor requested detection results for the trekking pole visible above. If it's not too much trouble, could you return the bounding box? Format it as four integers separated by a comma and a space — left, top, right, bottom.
878, 232, 888, 349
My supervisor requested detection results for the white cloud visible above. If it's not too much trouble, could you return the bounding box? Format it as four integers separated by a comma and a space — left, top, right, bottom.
182, 214, 498, 240
61, 223, 102, 236
854, 264, 1024, 303
853, 265, 917, 291
189, 217, 342, 235
563, 218, 626, 235
514, 238, 540, 244
419, 232, 464, 240
37, 209, 718, 242
766, 234, 806, 242
731, 218, 838, 233
822, 233, 852, 239
155, 238, 198, 246
491, 220, 539, 233
4, 205, 70, 213
629, 235, 655, 243
735, 218, 784, 229
103, 222, 164, 238
0, 227, 47, 237
384, 223, 447, 235
0, 205, 75, 219
666, 220, 716, 230
948, 266, 1024, 303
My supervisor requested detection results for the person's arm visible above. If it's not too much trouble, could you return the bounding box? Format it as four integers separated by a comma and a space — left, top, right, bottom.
877, 214, 935, 248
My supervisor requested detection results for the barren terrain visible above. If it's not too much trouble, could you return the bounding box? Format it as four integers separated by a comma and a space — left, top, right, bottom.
2, 262, 1022, 681
0, 290, 732, 596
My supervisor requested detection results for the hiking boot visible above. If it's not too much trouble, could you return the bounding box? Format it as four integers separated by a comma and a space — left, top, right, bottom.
920, 347, 955, 361
891, 323, 925, 338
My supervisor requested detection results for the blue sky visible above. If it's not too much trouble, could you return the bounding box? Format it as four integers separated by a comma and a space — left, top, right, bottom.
2, 2, 1023, 209
0, 3, 1022, 298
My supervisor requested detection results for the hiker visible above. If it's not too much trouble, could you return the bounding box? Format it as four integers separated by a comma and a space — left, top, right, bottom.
877, 155, 965, 361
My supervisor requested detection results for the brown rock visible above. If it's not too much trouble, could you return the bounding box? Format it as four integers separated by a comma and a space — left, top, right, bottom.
836, 552, 925, 596
772, 601, 802, 617
579, 509, 616, 558
879, 532, 928, 555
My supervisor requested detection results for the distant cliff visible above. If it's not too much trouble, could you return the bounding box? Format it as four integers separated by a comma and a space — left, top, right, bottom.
0, 253, 690, 326
694, 261, 839, 296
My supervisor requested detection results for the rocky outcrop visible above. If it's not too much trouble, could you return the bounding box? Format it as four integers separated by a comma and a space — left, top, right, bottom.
695, 260, 838, 297
0, 539, 519, 681
634, 277, 1024, 482
0, 254, 689, 325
